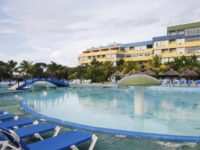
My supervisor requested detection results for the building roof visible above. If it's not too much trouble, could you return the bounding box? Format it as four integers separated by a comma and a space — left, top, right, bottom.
167, 21, 200, 31
153, 34, 185, 41
85, 41, 153, 50
122, 41, 152, 48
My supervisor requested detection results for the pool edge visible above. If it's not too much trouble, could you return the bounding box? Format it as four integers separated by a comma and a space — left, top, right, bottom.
18, 99, 200, 142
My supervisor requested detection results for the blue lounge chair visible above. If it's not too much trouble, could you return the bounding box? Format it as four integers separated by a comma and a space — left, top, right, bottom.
179, 80, 186, 86
0, 110, 7, 115
0, 114, 18, 122
195, 80, 200, 87
173, 80, 179, 86
0, 125, 98, 150
165, 80, 171, 86
187, 80, 193, 86
0, 123, 61, 149
0, 118, 38, 129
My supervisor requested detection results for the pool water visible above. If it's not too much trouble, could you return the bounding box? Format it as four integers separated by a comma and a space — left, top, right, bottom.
2, 86, 200, 136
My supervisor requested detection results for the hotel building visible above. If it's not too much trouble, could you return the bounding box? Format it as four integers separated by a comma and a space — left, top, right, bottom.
78, 22, 200, 65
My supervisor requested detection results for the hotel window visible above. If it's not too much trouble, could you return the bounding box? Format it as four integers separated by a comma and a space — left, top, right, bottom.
154, 42, 160, 48
141, 46, 146, 51
79, 57, 83, 61
177, 30, 184, 34
153, 50, 161, 55
185, 27, 200, 36
135, 46, 140, 52
176, 39, 184, 45
168, 31, 176, 35
131, 54, 137, 57
125, 48, 129, 52
186, 36, 200, 42
106, 55, 110, 60
162, 58, 168, 63
112, 54, 116, 59
84, 57, 87, 61
169, 58, 174, 62
185, 46, 200, 54
169, 39, 176, 44
162, 41, 168, 47
177, 48, 184, 54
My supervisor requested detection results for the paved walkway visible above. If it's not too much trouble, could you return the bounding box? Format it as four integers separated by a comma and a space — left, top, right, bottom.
0, 99, 200, 150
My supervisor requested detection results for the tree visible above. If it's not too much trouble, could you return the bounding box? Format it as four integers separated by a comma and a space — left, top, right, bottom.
47, 61, 62, 78
5, 60, 18, 86
34, 63, 47, 78
145, 55, 162, 75
116, 59, 124, 66
102, 61, 114, 80
121, 61, 140, 75
19, 60, 34, 82
90, 58, 102, 66
0, 61, 7, 80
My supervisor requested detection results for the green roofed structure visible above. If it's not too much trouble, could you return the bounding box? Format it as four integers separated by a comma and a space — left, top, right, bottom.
167, 21, 200, 32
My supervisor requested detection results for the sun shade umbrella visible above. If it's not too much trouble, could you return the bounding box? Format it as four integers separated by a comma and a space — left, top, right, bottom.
180, 69, 199, 80
143, 69, 157, 76
180, 69, 199, 77
164, 69, 179, 76
117, 74, 160, 115
111, 70, 124, 78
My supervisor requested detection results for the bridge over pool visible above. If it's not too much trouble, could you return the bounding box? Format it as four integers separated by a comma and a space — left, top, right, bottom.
15, 78, 69, 90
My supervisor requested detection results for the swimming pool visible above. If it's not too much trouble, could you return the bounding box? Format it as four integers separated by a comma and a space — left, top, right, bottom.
2, 86, 200, 138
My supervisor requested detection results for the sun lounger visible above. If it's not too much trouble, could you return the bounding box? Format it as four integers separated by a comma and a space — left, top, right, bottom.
187, 80, 193, 86
0, 123, 61, 149
0, 114, 18, 122
14, 123, 60, 140
0, 117, 38, 129
0, 110, 7, 115
195, 80, 200, 87
173, 80, 179, 86
179, 80, 186, 86
0, 125, 98, 150
165, 80, 171, 86
0, 122, 59, 141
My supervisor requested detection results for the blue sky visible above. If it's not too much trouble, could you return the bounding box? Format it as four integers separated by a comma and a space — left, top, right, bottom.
0, 0, 200, 67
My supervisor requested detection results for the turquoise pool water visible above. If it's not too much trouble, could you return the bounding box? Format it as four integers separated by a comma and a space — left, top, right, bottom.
2, 86, 200, 136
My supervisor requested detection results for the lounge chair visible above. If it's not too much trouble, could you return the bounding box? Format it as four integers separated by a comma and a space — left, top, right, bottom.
195, 80, 200, 87
0, 125, 97, 150
173, 80, 179, 86
187, 80, 193, 86
0, 114, 18, 122
0, 123, 61, 149
165, 80, 171, 86
0, 118, 38, 129
179, 80, 186, 86
0, 110, 7, 115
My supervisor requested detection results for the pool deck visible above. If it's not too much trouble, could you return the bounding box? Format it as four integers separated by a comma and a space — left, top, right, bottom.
0, 99, 200, 150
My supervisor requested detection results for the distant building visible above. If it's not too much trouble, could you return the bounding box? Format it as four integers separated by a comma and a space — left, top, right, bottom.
78, 22, 200, 65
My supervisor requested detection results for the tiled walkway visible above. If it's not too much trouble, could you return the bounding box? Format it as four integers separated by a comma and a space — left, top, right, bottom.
0, 99, 200, 150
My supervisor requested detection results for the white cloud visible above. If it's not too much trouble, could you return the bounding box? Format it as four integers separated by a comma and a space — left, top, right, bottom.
31, 45, 51, 54
0, 0, 200, 67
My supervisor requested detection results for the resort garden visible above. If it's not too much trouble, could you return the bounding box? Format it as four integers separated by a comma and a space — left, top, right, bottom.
0, 54, 200, 83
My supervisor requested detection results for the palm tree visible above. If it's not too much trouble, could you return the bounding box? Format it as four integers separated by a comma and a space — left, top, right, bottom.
34, 63, 47, 78
121, 61, 140, 75
102, 61, 114, 80
47, 61, 62, 78
5, 60, 18, 86
145, 55, 162, 76
19, 60, 34, 83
